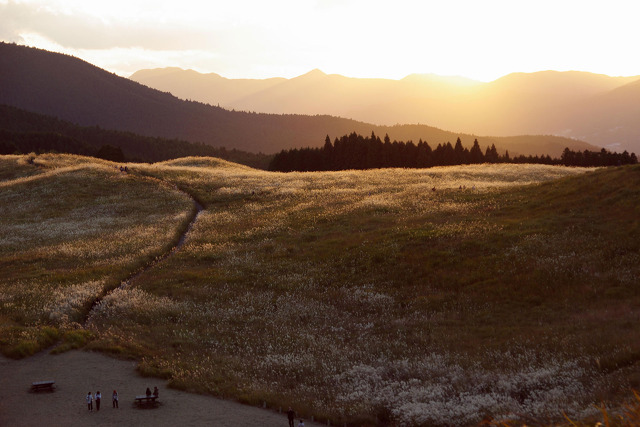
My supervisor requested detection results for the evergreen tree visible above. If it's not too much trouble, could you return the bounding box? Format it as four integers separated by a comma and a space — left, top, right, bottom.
454, 137, 466, 164
469, 139, 484, 163
485, 144, 499, 163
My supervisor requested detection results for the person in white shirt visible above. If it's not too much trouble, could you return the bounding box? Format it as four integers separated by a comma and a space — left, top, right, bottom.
86, 392, 93, 411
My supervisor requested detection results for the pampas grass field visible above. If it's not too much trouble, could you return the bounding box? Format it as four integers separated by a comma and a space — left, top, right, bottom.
2, 153, 639, 425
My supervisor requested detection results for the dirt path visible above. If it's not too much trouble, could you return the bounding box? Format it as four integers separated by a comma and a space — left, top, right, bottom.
85, 185, 204, 325
0, 174, 323, 426
0, 350, 325, 427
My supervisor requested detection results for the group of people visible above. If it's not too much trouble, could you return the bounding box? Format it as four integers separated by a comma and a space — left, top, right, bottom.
146, 386, 159, 398
86, 387, 158, 411
86, 387, 304, 424
86, 390, 118, 411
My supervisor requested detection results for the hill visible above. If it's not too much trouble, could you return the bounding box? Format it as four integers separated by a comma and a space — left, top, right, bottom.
0, 42, 597, 157
129, 67, 286, 106
560, 77, 640, 151
1, 154, 639, 425
0, 104, 271, 168
131, 66, 640, 153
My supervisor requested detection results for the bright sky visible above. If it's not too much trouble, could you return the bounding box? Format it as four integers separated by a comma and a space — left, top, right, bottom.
1, 0, 639, 81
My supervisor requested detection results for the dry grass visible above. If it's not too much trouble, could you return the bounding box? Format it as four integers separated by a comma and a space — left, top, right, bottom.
0, 154, 194, 357
3, 153, 639, 425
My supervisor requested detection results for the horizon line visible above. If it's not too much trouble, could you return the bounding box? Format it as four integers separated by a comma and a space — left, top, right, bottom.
4, 41, 639, 84
128, 65, 640, 83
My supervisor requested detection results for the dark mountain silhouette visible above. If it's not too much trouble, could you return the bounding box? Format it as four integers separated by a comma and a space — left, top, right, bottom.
132, 66, 640, 153
0, 42, 598, 156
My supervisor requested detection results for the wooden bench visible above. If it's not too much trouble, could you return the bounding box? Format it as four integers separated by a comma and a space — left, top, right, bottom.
31, 380, 55, 392
134, 395, 158, 406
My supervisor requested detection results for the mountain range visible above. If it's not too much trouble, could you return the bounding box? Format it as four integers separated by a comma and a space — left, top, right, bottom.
0, 42, 603, 156
131, 67, 640, 154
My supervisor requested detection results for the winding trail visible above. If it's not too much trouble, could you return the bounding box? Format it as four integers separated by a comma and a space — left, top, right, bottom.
84, 183, 203, 326
1, 161, 326, 425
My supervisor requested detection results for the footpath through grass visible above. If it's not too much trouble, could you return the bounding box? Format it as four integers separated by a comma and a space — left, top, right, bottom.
3, 154, 639, 425
0, 154, 193, 357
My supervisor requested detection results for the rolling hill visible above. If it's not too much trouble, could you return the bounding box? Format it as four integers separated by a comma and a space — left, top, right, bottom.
131, 66, 640, 153
2, 153, 639, 425
0, 42, 599, 156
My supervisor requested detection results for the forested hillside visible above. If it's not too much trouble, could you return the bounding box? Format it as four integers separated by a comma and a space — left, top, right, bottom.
0, 105, 271, 168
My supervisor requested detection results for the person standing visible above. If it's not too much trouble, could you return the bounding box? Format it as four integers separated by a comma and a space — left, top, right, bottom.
287, 407, 295, 427
95, 391, 102, 411
86, 392, 93, 411
112, 390, 119, 408
153, 386, 159, 398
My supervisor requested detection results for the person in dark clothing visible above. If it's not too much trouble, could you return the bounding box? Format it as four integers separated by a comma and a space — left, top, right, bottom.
95, 391, 101, 411
146, 387, 151, 397
287, 407, 295, 427
153, 386, 159, 397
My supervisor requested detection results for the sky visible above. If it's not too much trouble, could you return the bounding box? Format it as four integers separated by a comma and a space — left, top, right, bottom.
1, 0, 639, 82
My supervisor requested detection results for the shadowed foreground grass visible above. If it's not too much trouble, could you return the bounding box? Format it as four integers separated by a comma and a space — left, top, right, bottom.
2, 154, 639, 425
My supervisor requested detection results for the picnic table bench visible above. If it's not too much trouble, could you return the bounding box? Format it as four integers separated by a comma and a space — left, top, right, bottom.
134, 395, 159, 406
31, 380, 55, 392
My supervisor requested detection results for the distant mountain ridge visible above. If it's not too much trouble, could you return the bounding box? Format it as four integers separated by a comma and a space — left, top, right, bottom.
131, 67, 640, 153
0, 42, 598, 156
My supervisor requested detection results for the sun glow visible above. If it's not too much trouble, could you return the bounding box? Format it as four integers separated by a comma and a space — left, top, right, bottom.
2, 0, 639, 81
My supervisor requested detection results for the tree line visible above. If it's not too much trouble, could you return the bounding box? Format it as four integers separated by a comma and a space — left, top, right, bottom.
269, 132, 638, 172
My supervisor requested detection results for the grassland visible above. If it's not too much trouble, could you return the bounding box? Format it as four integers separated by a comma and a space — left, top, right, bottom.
1, 153, 639, 425
0, 154, 194, 356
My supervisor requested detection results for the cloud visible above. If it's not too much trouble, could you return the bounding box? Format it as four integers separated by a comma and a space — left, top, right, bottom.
0, 1, 217, 50
1, 0, 638, 80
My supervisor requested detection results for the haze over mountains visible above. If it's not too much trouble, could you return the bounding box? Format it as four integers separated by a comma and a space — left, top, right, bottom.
131, 67, 640, 153
0, 42, 605, 156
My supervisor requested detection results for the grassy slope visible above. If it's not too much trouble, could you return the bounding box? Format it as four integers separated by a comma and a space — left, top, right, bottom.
0, 154, 194, 357
2, 154, 639, 425
90, 161, 638, 425
0, 155, 44, 181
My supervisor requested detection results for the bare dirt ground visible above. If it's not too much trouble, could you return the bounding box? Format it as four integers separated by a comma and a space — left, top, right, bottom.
0, 350, 324, 427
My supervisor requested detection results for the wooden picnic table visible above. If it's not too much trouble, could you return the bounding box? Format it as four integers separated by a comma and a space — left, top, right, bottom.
134, 395, 159, 406
31, 380, 55, 392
